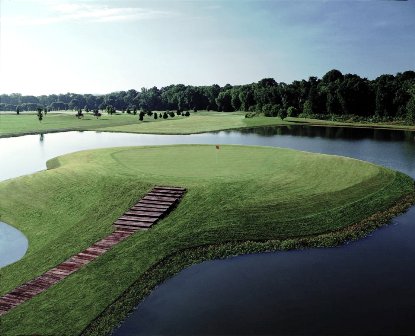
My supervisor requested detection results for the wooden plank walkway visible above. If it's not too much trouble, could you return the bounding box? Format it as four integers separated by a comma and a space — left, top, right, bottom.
0, 186, 186, 316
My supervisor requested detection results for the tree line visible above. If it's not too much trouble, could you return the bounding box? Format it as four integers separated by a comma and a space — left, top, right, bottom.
1, 69, 414, 123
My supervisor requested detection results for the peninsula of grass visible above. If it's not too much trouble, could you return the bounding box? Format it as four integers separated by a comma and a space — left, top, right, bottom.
1, 111, 414, 138
0, 145, 414, 335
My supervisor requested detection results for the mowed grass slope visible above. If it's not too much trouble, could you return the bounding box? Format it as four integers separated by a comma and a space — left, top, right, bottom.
0, 145, 413, 335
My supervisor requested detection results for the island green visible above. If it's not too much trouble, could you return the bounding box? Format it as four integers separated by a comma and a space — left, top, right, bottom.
0, 145, 413, 335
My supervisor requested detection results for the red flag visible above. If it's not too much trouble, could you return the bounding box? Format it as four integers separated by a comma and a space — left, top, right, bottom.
215, 145, 220, 150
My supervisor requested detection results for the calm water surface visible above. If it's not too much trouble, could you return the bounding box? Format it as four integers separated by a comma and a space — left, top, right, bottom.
0, 222, 28, 268
1, 126, 414, 334
1, 127, 414, 182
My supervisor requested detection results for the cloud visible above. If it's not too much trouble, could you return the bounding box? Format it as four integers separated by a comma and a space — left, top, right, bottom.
4, 1, 174, 26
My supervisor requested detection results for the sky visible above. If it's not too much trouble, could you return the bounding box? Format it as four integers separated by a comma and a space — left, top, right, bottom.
0, 0, 414, 95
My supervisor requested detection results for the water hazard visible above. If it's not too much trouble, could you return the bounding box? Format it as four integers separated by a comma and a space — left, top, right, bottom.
0, 125, 414, 334
0, 222, 28, 268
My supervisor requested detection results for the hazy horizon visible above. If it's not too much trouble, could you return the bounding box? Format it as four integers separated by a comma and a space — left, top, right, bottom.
1, 0, 414, 96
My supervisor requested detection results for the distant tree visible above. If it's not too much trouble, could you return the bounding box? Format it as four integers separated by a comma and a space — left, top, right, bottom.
21, 95, 39, 104
337, 75, 373, 117
163, 112, 168, 119
216, 90, 233, 112
279, 108, 288, 120
230, 89, 242, 111
154, 113, 158, 120
374, 74, 396, 118
99, 102, 106, 111
168, 111, 175, 118
16, 106, 20, 115
185, 111, 190, 116
406, 97, 415, 124
322, 69, 344, 84
76, 109, 84, 119
262, 103, 279, 117
303, 100, 313, 115
325, 84, 342, 115
239, 86, 255, 111
37, 108, 43, 122
0, 70, 413, 125
106, 105, 115, 115
303, 77, 321, 115
69, 98, 82, 110
49, 101, 68, 111
93, 109, 101, 119
287, 106, 298, 117
406, 85, 415, 124
139, 111, 145, 121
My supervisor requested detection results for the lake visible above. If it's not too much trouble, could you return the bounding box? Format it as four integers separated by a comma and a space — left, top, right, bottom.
1, 126, 414, 335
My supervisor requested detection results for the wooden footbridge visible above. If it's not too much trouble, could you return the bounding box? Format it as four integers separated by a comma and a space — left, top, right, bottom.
0, 186, 186, 316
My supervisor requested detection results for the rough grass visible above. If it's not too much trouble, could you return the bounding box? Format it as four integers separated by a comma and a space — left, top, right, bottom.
0, 145, 413, 335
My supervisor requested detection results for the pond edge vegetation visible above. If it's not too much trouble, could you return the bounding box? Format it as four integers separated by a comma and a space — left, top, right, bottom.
81, 188, 415, 336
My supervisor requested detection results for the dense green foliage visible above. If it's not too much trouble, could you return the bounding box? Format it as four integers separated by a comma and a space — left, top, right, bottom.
0, 145, 413, 335
1, 70, 414, 123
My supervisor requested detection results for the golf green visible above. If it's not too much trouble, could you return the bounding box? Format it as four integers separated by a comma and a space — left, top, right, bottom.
0, 145, 413, 335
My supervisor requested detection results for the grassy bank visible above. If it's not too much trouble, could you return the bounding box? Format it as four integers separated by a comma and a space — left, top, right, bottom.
1, 111, 413, 138
0, 111, 289, 137
0, 145, 413, 335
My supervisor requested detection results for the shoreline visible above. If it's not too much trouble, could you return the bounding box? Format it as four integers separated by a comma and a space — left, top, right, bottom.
1, 117, 414, 139
0, 134, 413, 334
81, 190, 415, 336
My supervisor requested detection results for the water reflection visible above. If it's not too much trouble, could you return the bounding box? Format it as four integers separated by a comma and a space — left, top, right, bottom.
0, 126, 414, 182
115, 210, 415, 336
238, 125, 415, 142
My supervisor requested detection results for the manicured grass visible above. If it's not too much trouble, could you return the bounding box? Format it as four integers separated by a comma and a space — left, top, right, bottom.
94, 112, 292, 134
0, 145, 413, 335
0, 111, 290, 137
0, 112, 143, 137
2, 111, 413, 138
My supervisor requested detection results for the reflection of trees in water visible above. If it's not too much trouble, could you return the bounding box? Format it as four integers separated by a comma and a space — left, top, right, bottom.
39, 133, 44, 143
403, 142, 415, 174
243, 125, 413, 142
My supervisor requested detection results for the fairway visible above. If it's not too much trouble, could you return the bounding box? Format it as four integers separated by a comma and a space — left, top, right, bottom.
0, 145, 413, 335
1, 112, 413, 139
0, 113, 142, 137
0, 112, 291, 137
